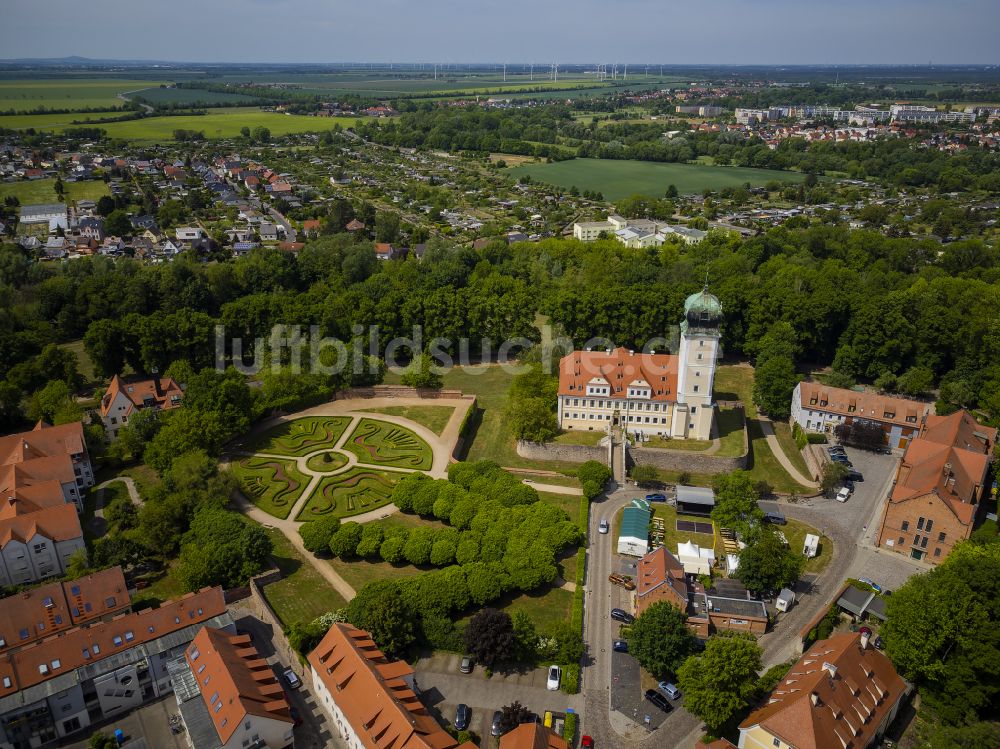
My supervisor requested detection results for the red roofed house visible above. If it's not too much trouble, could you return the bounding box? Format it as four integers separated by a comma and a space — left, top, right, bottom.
635, 546, 689, 616
500, 722, 568, 749
309, 623, 477, 749
345, 219, 365, 232
737, 631, 909, 749
876, 409, 996, 564
557, 288, 722, 441
301, 219, 321, 235
374, 242, 401, 260
100, 374, 184, 440
180, 627, 294, 749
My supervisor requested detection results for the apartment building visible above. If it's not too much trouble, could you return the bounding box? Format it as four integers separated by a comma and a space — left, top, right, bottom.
790, 382, 931, 451
99, 374, 184, 440
572, 215, 707, 246
876, 410, 996, 564
557, 288, 721, 441
309, 623, 476, 749
738, 631, 909, 749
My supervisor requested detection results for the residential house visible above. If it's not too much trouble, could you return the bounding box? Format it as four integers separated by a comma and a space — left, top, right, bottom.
309, 623, 477, 749
177, 627, 294, 749
258, 223, 279, 242
499, 723, 567, 749
99, 374, 184, 440
790, 382, 931, 450
0, 587, 230, 747
43, 237, 68, 259
175, 227, 205, 242
634, 546, 689, 616
557, 289, 721, 440
345, 219, 365, 232
130, 215, 158, 233
876, 410, 996, 564
0, 421, 93, 511
301, 219, 321, 236
76, 217, 104, 242
737, 631, 909, 749
374, 243, 401, 260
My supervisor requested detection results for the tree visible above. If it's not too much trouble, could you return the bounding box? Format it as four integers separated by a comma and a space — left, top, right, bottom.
498, 701, 532, 735
507, 397, 558, 442
627, 602, 697, 679
820, 461, 849, 494
345, 580, 415, 657
65, 548, 92, 579
299, 515, 341, 554
375, 211, 401, 243
26, 380, 76, 423
711, 471, 763, 533
95, 195, 116, 216
400, 353, 443, 389
329, 522, 363, 558
753, 322, 799, 420
631, 464, 658, 487
735, 527, 805, 595
403, 527, 435, 565
677, 633, 763, 735
252, 126, 271, 144
511, 611, 538, 662
84, 319, 126, 378
104, 209, 132, 238
578, 460, 612, 499
356, 524, 385, 558
88, 732, 118, 749
240, 126, 251, 139
177, 507, 272, 591
897, 365, 934, 396
112, 407, 161, 460
463, 608, 515, 670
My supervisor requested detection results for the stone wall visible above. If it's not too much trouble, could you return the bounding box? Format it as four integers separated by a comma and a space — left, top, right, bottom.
336, 385, 474, 401
628, 444, 749, 475
516, 440, 610, 464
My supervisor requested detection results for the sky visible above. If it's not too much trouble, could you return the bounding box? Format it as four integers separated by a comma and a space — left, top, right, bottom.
3, 0, 998, 65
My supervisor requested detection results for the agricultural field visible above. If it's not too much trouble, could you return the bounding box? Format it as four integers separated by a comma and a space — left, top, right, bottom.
0, 110, 123, 129
0, 178, 110, 206
0, 78, 162, 112
128, 86, 258, 105
296, 468, 398, 520
507, 158, 805, 199
244, 416, 352, 457
231, 456, 311, 519
343, 418, 433, 470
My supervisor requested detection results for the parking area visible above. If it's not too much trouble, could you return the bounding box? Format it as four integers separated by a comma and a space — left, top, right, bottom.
609, 650, 676, 731
62, 697, 186, 749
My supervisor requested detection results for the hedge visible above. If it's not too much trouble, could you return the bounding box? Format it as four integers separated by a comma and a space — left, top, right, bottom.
562, 712, 578, 745
562, 495, 589, 695
560, 663, 580, 696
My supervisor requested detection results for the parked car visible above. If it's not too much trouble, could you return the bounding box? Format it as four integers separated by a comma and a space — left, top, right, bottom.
645, 493, 667, 502
827, 445, 846, 454
608, 573, 636, 591
836, 487, 851, 503
459, 655, 474, 674
858, 577, 882, 593
581, 736, 595, 748
613, 640, 629, 653
645, 689, 673, 712
763, 511, 787, 525
282, 669, 302, 690
454, 704, 471, 731
598, 519, 609, 534
842, 480, 855, 493
846, 470, 864, 482
491, 710, 503, 737
546, 664, 562, 691
831, 454, 851, 465
873, 636, 886, 650
658, 682, 682, 700
611, 608, 635, 624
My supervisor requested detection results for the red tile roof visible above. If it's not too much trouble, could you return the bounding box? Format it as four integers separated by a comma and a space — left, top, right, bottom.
740, 632, 907, 749
100, 375, 184, 419
185, 627, 292, 744
499, 723, 568, 749
558, 348, 678, 401
309, 623, 476, 749
0, 502, 82, 546
797, 382, 930, 429
636, 546, 689, 607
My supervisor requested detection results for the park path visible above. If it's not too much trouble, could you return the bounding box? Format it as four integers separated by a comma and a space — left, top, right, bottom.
95, 476, 143, 506
758, 417, 819, 489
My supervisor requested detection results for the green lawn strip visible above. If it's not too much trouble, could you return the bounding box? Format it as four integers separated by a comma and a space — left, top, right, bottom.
0, 178, 110, 206
119, 463, 163, 500
517, 473, 582, 489
58, 339, 100, 383
643, 436, 712, 451
0, 78, 162, 111
232, 456, 310, 519
295, 467, 398, 520
559, 547, 579, 583
782, 518, 832, 573
772, 421, 813, 479
455, 586, 574, 638
131, 560, 186, 609
304, 451, 348, 473
715, 408, 747, 458
644, 467, 717, 487
262, 528, 347, 626
552, 430, 606, 446
374, 513, 447, 532
343, 418, 433, 470
363, 405, 456, 436
244, 416, 352, 457
327, 556, 425, 592
537, 490, 582, 527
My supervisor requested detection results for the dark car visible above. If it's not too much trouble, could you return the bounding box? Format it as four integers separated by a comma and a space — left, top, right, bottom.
645, 689, 673, 713
454, 704, 471, 731
491, 710, 503, 737
827, 446, 846, 454
842, 480, 855, 493
831, 454, 851, 465
873, 636, 886, 650
613, 640, 628, 652
763, 512, 787, 526
847, 470, 864, 482
645, 493, 667, 502
611, 608, 635, 624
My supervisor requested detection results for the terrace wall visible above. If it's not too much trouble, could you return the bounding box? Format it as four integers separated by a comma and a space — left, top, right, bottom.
516, 441, 609, 464
336, 385, 475, 401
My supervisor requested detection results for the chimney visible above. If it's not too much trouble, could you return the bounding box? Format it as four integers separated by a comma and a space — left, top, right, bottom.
810, 692, 821, 706
823, 662, 837, 678
943, 462, 952, 477
860, 631, 870, 651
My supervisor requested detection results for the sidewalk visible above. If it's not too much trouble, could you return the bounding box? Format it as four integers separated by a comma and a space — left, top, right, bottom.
758, 418, 818, 489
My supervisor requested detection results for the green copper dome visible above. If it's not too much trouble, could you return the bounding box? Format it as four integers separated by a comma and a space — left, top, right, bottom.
681, 286, 723, 336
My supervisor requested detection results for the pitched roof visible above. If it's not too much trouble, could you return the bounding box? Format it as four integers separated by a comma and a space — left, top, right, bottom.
309, 623, 476, 749
0, 587, 226, 700
499, 723, 568, 749
888, 410, 995, 526
636, 546, 688, 605
0, 422, 85, 468
100, 375, 183, 418
796, 382, 930, 429
620, 507, 651, 540
740, 632, 907, 749
558, 348, 679, 402
186, 627, 292, 744
0, 503, 82, 547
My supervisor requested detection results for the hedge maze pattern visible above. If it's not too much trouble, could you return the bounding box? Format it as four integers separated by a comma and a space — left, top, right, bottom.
345, 418, 433, 470
234, 456, 310, 519
296, 468, 398, 520
245, 417, 351, 457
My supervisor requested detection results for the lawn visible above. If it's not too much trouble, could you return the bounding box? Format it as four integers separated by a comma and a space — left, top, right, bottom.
772, 421, 812, 479
716, 408, 748, 458
304, 451, 349, 473
327, 556, 425, 592
262, 527, 348, 626
295, 468, 398, 520
343, 418, 433, 470
0, 78, 161, 112
128, 86, 258, 106
131, 560, 187, 609
0, 110, 124, 129
58, 339, 99, 383
507, 158, 805, 200
553, 430, 606, 446
455, 585, 574, 637
244, 417, 352, 457
0, 178, 110, 206
713, 365, 812, 494
783, 518, 832, 574
643, 436, 712, 451
232, 456, 311, 519
363, 405, 455, 435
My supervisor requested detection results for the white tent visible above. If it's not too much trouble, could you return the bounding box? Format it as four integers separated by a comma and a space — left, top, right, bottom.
726, 553, 740, 576
677, 540, 715, 576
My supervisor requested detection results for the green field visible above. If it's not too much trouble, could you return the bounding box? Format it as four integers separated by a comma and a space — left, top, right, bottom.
0, 78, 161, 112
296, 468, 398, 520
129, 86, 258, 105
262, 527, 348, 625
244, 417, 352, 457
0, 110, 125, 129
6, 107, 360, 143
363, 405, 455, 435
232, 456, 311, 519
0, 178, 110, 206
343, 418, 433, 470
508, 158, 805, 199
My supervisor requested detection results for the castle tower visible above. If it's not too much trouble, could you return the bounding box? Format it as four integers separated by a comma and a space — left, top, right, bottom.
672, 286, 722, 440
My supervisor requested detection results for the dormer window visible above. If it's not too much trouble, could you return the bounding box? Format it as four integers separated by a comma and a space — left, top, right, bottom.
884, 411, 894, 419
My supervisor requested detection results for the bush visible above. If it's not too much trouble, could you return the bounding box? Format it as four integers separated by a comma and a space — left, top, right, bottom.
806, 432, 827, 444
577, 460, 611, 498
562, 711, 578, 740
792, 423, 808, 450
299, 515, 340, 554
677, 470, 692, 485
561, 663, 580, 695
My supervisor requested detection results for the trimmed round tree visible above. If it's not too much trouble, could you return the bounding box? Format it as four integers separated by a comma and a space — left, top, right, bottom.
299, 515, 340, 554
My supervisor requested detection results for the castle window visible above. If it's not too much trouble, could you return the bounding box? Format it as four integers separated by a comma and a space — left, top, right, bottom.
925, 519, 933, 532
